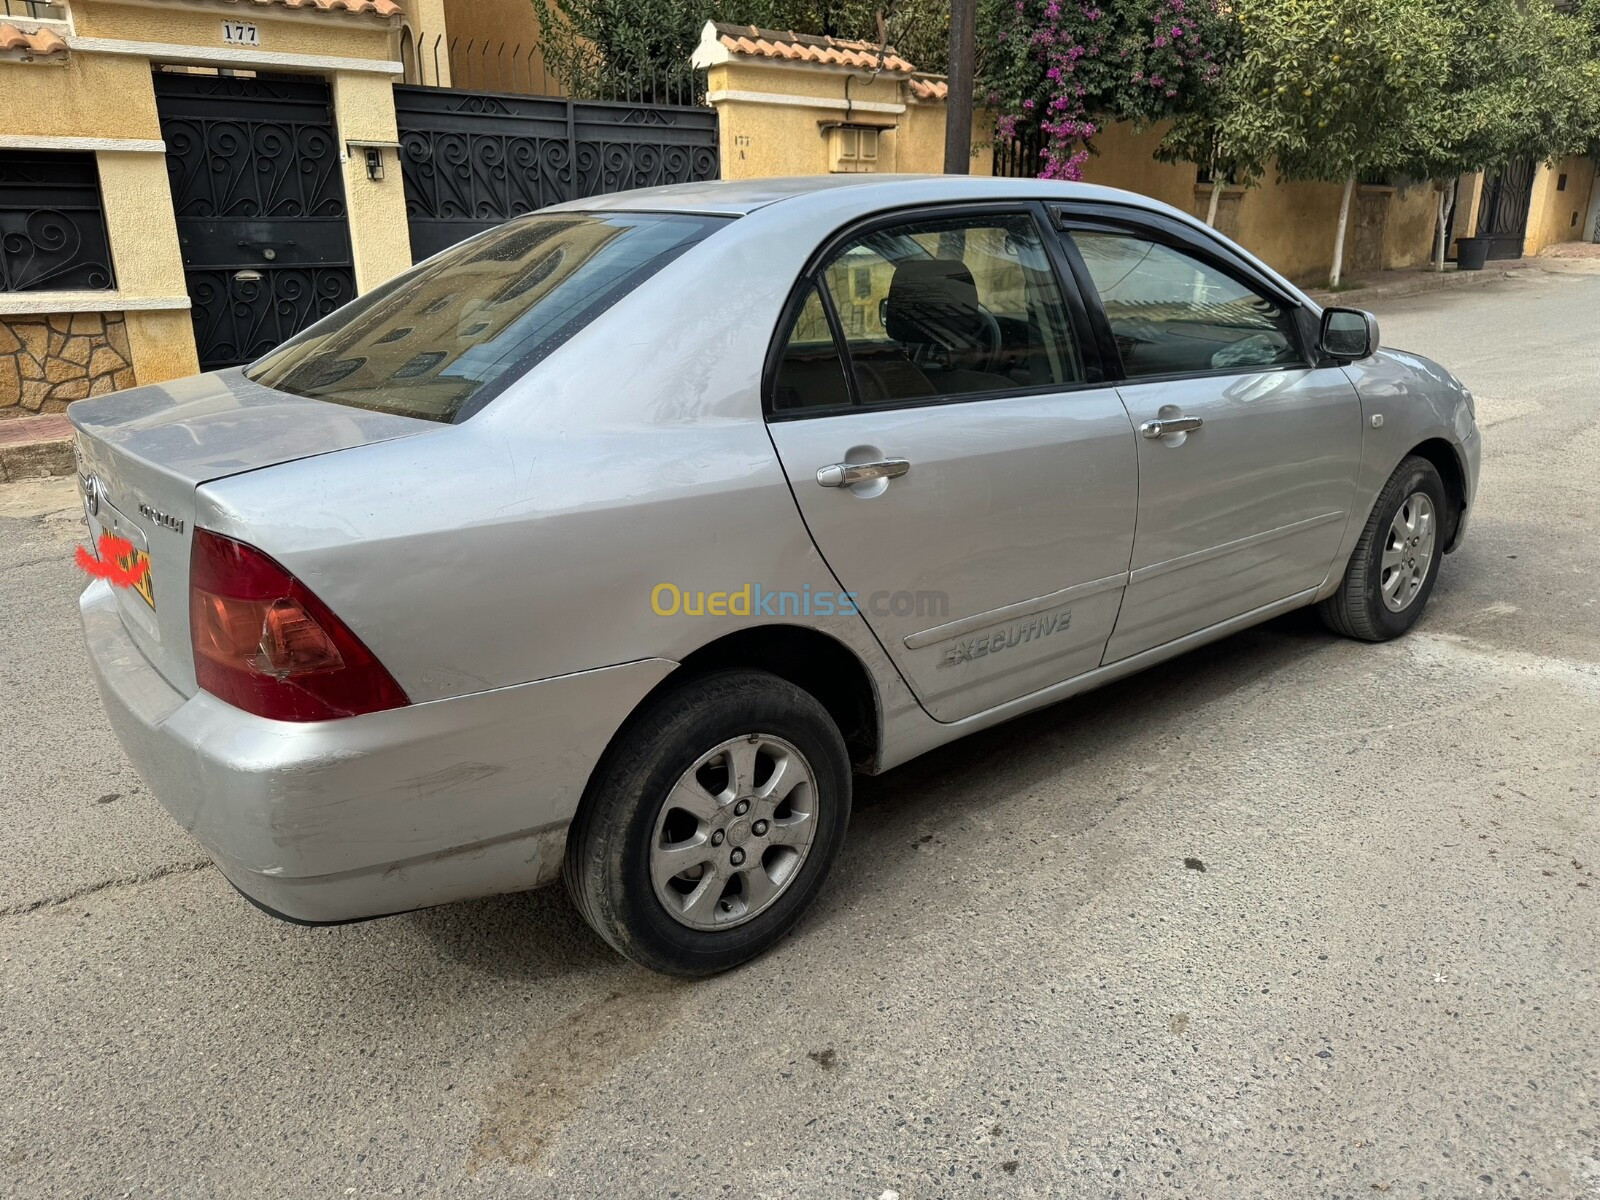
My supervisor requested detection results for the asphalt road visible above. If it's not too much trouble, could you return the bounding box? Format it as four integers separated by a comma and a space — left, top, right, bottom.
2, 267, 1597, 1200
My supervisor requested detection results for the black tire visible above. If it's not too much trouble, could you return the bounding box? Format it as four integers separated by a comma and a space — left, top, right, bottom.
563, 669, 852, 976
1318, 454, 1448, 641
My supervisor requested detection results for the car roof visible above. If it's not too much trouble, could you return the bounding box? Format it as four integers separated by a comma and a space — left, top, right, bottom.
543, 173, 1176, 219
539, 174, 1313, 311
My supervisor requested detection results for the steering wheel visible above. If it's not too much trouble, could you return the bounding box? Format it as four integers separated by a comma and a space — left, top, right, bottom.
973, 303, 1004, 373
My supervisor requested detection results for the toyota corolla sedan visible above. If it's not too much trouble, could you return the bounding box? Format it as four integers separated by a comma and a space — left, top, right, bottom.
72, 175, 1480, 975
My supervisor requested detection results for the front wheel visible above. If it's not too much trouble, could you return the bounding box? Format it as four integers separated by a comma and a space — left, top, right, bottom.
1318, 454, 1447, 641
563, 669, 852, 976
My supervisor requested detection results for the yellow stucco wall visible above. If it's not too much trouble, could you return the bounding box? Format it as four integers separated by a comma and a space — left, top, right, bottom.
98, 152, 197, 380
400, 0, 453, 85
1050, 120, 1445, 283
124, 310, 202, 386
707, 61, 990, 181
96, 153, 188, 303
1228, 178, 1350, 283
1382, 183, 1441, 271
75, 0, 392, 62
0, 51, 161, 141
1453, 171, 1485, 256
1525, 155, 1597, 256
331, 70, 415, 291
437, 0, 556, 93
1078, 121, 1195, 212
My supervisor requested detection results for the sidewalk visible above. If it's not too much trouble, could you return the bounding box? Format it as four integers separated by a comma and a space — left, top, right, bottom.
0, 413, 74, 483
1304, 257, 1534, 307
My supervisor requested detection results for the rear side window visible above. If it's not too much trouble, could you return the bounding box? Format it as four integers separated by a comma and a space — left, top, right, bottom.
1069, 230, 1302, 378
772, 283, 852, 413
247, 212, 728, 422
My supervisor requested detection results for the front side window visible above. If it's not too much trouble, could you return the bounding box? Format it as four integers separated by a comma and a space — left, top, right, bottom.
813, 213, 1083, 407
1070, 230, 1301, 379
248, 211, 728, 422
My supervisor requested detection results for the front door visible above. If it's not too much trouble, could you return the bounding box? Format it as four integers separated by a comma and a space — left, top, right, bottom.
765, 207, 1138, 723
154, 71, 357, 371
1061, 226, 1363, 662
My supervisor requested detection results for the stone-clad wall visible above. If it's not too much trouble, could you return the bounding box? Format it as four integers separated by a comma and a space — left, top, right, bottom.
0, 312, 138, 415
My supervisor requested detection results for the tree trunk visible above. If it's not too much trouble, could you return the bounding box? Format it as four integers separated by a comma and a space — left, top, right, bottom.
1330, 173, 1356, 289
943, 0, 976, 174
1434, 187, 1448, 272
1434, 182, 1457, 272
1205, 177, 1223, 228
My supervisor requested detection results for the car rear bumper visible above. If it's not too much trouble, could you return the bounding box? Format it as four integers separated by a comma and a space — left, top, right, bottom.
79, 580, 676, 923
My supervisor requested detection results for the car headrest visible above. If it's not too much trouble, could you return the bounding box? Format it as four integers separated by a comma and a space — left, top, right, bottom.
885, 258, 987, 352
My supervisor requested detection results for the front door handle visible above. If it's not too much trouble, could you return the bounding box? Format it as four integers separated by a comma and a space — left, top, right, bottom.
816, 458, 911, 487
1140, 416, 1203, 439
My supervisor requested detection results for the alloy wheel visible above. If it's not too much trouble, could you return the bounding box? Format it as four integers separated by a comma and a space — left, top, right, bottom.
649, 734, 819, 931
1380, 491, 1436, 612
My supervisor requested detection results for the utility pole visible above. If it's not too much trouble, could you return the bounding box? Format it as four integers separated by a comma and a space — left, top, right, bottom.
944, 0, 976, 174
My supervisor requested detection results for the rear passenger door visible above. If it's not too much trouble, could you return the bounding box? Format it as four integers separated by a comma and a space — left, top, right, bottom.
764, 205, 1139, 723
1055, 213, 1364, 661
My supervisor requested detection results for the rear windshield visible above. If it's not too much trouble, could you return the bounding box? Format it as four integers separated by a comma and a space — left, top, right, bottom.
246, 211, 729, 422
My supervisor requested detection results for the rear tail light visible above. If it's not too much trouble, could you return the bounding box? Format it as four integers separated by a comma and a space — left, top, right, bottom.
189, 529, 409, 722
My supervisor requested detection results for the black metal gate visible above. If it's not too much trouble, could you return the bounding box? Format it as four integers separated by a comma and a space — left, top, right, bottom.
394, 85, 718, 261
1475, 157, 1536, 260
154, 72, 357, 371
992, 127, 1045, 179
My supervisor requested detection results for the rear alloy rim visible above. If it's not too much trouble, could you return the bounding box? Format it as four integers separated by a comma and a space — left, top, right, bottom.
649, 734, 819, 931
1381, 491, 1437, 612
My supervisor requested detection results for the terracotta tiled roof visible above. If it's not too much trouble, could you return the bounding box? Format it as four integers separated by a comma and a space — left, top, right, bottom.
908, 76, 948, 100
205, 0, 402, 17
709, 21, 916, 74
0, 22, 68, 58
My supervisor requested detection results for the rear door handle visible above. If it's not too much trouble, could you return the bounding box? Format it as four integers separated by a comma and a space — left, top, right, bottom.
816, 458, 911, 487
1140, 416, 1203, 439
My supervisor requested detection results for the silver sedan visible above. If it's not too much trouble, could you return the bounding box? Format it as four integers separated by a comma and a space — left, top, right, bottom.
72, 175, 1480, 975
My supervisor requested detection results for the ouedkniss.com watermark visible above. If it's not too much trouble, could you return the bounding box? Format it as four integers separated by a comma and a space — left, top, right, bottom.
651, 583, 948, 620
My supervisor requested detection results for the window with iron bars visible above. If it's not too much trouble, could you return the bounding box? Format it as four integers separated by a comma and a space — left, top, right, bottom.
0, 151, 118, 293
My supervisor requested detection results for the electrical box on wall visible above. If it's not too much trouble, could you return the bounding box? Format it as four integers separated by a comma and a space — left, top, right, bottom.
826, 125, 885, 174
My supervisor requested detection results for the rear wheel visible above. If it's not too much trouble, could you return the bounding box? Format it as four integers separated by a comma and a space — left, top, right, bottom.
1318, 454, 1447, 641
564, 669, 852, 976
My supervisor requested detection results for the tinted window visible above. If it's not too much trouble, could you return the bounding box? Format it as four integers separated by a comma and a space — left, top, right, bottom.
773, 283, 852, 413
817, 213, 1082, 406
1070, 230, 1301, 378
247, 212, 728, 422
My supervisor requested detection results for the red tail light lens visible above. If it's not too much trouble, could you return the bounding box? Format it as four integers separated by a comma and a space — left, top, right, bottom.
189, 529, 409, 722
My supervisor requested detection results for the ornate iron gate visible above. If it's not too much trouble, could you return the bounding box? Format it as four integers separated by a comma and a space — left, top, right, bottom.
394, 85, 719, 261
154, 72, 357, 371
1475, 157, 1536, 260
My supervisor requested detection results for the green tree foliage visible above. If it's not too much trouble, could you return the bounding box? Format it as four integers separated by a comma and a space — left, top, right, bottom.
530, 0, 969, 98
1410, 0, 1600, 179
1399, 0, 1600, 267
1213, 0, 1600, 280
1212, 0, 1449, 284
1219, 0, 1448, 187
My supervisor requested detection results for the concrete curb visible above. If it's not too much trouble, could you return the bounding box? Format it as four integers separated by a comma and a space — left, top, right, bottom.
1306, 259, 1532, 308
0, 415, 75, 484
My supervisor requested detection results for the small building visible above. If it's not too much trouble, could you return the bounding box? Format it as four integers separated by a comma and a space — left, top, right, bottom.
1, 0, 416, 413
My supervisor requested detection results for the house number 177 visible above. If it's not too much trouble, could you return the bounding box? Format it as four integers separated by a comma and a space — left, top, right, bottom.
221, 21, 260, 46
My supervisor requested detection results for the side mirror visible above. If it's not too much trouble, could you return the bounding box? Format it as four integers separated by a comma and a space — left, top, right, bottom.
1320, 307, 1379, 361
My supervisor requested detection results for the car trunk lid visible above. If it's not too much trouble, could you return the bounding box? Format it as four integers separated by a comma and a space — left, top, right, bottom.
70, 368, 433, 696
